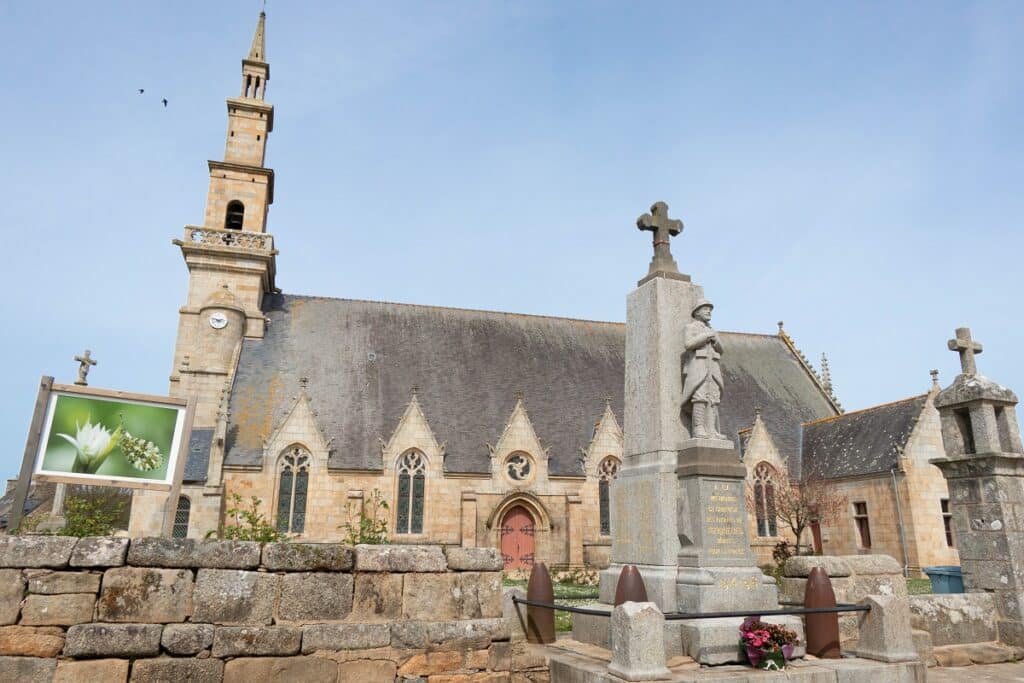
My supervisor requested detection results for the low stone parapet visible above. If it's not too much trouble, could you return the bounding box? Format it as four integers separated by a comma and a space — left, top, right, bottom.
0, 536, 537, 682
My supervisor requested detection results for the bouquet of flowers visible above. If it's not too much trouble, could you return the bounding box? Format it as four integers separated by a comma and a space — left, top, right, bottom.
739, 616, 799, 670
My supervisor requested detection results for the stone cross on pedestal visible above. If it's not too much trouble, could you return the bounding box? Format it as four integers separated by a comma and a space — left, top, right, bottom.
73, 349, 97, 386
636, 201, 688, 284
948, 327, 983, 375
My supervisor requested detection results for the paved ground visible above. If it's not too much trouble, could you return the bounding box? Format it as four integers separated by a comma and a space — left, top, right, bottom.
930, 662, 1024, 682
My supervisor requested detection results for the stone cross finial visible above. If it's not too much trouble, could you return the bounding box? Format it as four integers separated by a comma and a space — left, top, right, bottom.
948, 327, 983, 376
299, 377, 309, 391
930, 369, 940, 388
636, 201, 684, 278
74, 349, 97, 386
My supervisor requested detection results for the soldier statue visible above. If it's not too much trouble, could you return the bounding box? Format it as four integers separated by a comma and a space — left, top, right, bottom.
682, 299, 726, 439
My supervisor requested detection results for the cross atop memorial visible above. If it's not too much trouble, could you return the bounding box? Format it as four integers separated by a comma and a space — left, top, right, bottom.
636, 201, 687, 283
74, 349, 97, 386
948, 327, 983, 376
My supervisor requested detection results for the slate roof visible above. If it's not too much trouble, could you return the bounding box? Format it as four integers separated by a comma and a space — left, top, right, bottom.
184, 429, 214, 483
800, 395, 928, 480
224, 294, 836, 475
0, 481, 55, 529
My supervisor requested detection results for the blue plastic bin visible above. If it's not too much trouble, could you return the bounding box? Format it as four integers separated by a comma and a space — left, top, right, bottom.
922, 565, 964, 594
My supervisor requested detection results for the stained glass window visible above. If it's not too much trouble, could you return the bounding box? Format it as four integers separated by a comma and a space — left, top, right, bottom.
172, 496, 190, 539
598, 456, 620, 536
396, 451, 426, 534
276, 446, 310, 534
754, 462, 779, 537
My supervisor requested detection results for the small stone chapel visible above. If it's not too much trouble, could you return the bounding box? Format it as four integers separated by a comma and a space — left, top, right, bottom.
122, 12, 960, 576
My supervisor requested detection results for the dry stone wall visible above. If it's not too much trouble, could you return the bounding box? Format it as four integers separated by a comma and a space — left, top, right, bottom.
0, 536, 547, 683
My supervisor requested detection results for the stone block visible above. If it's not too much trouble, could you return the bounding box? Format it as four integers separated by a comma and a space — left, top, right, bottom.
0, 570, 24, 625
54, 659, 129, 683
780, 576, 855, 606
784, 555, 853, 578
338, 659, 395, 682
910, 629, 934, 668
70, 537, 128, 568
223, 656, 337, 683
608, 601, 671, 681
278, 572, 353, 622
64, 623, 163, 658
96, 567, 193, 623
0, 536, 76, 568
262, 543, 353, 571
355, 545, 446, 572
842, 555, 904, 576
403, 573, 459, 620
351, 572, 402, 621
444, 547, 503, 571
0, 656, 57, 681
21, 593, 94, 626
679, 615, 803, 666
964, 641, 1015, 664
503, 587, 528, 640
161, 623, 214, 655
458, 572, 503, 619
813, 658, 926, 682
211, 626, 302, 657
127, 538, 260, 569
391, 618, 509, 651
301, 623, 390, 653
27, 570, 101, 595
908, 593, 997, 646
192, 569, 277, 624
398, 651, 464, 676
129, 658, 224, 683
126, 538, 193, 567
0, 625, 64, 657
932, 645, 972, 667
856, 595, 918, 663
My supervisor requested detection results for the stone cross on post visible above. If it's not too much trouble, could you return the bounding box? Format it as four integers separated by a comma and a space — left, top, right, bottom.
948, 327, 983, 376
74, 349, 97, 386
636, 201, 687, 283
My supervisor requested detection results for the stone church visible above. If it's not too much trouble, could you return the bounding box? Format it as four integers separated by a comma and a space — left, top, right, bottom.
127, 13, 959, 576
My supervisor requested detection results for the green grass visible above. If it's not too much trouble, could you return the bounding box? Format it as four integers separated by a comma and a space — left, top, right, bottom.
907, 578, 933, 595
503, 577, 600, 632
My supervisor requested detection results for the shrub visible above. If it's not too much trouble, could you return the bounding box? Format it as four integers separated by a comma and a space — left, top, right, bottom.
340, 489, 389, 545
216, 493, 288, 543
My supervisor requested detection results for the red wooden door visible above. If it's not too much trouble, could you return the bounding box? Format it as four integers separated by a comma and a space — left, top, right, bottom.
500, 506, 535, 570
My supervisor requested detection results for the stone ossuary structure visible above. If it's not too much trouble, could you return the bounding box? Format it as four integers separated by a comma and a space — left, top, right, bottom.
0, 535, 543, 682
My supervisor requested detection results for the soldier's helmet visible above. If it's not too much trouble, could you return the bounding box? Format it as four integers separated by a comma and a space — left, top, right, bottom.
691, 299, 714, 315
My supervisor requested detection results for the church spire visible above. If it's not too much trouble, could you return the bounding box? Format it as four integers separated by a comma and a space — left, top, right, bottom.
239, 11, 269, 100
248, 11, 266, 62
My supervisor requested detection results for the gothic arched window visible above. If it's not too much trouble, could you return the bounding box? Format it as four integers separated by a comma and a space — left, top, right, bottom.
396, 451, 426, 534
225, 200, 245, 230
598, 456, 620, 536
172, 496, 190, 539
753, 462, 779, 537
276, 446, 310, 534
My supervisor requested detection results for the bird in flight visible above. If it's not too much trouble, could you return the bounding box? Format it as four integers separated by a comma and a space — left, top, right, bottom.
138, 88, 144, 94
161, 99, 168, 107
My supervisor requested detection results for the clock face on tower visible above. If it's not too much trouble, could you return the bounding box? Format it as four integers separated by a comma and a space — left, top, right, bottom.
209, 312, 229, 329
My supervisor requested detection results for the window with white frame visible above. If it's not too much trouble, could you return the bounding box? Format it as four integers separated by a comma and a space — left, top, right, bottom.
276, 446, 310, 534
753, 462, 779, 537
396, 450, 426, 534
598, 456, 620, 536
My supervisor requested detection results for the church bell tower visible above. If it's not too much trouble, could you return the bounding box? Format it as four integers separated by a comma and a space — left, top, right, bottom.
169, 10, 277, 427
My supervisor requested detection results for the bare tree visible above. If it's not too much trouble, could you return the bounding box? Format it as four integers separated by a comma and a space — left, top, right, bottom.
748, 475, 847, 555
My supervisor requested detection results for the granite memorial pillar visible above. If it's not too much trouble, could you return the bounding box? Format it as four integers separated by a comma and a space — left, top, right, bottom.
932, 327, 1024, 645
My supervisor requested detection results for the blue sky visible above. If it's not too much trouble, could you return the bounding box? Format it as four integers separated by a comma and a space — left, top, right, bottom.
1, 1, 1022, 480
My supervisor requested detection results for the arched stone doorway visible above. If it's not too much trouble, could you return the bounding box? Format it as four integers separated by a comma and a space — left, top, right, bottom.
499, 505, 535, 570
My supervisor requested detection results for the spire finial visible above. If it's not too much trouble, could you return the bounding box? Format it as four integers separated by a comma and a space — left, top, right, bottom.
930, 369, 940, 388
777, 320, 785, 334
248, 10, 267, 62
820, 353, 833, 393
